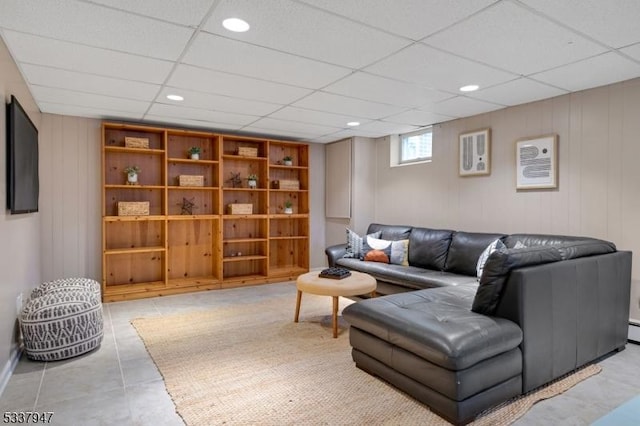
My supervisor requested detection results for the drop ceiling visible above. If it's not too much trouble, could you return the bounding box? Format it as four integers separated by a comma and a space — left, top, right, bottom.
1, 0, 640, 143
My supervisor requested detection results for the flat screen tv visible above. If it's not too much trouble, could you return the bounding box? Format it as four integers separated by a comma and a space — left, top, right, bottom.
6, 95, 39, 214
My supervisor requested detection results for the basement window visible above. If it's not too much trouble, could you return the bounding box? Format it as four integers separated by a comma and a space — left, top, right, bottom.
399, 127, 432, 164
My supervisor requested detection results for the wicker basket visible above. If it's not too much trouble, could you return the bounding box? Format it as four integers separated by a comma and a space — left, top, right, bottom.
118, 201, 150, 216
237, 146, 258, 157
124, 137, 150, 149
178, 175, 204, 187
272, 179, 300, 190
227, 203, 253, 214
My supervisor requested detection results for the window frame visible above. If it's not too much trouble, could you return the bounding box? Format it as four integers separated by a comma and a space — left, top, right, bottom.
398, 127, 433, 165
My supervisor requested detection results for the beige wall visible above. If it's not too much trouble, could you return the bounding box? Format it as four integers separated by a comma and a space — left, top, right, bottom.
374, 77, 640, 318
0, 37, 41, 386
39, 114, 102, 282
325, 137, 377, 249
308, 142, 326, 269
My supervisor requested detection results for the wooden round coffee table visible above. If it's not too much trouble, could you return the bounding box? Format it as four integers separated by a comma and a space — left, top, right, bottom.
294, 271, 376, 338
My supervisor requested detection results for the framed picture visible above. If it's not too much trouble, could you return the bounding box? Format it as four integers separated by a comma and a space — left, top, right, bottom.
516, 134, 558, 190
459, 128, 491, 176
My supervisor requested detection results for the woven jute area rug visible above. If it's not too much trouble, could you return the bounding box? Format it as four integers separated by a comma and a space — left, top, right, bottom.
132, 293, 601, 426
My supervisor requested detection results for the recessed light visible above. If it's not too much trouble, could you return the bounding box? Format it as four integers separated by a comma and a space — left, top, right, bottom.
347, 121, 360, 127
166, 94, 184, 101
223, 18, 250, 32
459, 84, 479, 92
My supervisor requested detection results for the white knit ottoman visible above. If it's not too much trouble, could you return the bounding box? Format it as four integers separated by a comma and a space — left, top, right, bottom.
20, 278, 104, 361
30, 277, 101, 300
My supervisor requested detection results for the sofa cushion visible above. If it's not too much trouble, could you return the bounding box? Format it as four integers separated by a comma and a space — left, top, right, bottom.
504, 233, 594, 248
343, 229, 381, 259
556, 239, 616, 260
407, 227, 454, 271
336, 258, 478, 289
342, 286, 523, 370
445, 231, 507, 276
473, 246, 562, 315
366, 223, 412, 241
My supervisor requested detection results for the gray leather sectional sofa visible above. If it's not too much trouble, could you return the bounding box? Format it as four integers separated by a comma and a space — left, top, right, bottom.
325, 223, 632, 425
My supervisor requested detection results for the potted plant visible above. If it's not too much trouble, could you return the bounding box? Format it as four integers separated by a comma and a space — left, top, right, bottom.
283, 155, 293, 166
188, 146, 201, 160
123, 166, 140, 184
247, 174, 258, 189
283, 200, 293, 214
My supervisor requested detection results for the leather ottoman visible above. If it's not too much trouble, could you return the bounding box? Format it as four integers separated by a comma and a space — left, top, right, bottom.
343, 285, 523, 425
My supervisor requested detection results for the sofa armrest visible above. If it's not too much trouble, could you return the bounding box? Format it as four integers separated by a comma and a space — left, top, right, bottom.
325, 244, 348, 267
494, 251, 631, 393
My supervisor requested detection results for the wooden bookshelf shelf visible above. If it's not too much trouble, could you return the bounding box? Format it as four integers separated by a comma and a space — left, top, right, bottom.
102, 122, 309, 301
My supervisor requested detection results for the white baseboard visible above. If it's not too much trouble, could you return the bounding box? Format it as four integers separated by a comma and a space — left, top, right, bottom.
0, 347, 21, 399
629, 321, 640, 344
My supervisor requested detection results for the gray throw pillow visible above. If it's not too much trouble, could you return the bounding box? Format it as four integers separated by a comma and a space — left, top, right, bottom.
476, 239, 507, 278
343, 229, 382, 259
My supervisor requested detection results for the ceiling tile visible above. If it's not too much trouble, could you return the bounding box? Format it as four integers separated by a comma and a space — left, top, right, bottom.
383, 110, 456, 127
241, 126, 323, 140
292, 92, 406, 119
619, 43, 640, 62
531, 52, 640, 92
38, 102, 143, 121
365, 43, 517, 93
168, 65, 312, 104
0, 0, 193, 60
317, 128, 382, 140
307, 135, 343, 144
158, 87, 282, 116
21, 64, 160, 101
354, 120, 421, 136
144, 115, 243, 132
88, 0, 216, 27
522, 0, 640, 48
323, 72, 451, 108
183, 33, 351, 88
267, 107, 370, 128
244, 117, 341, 136
299, 0, 497, 41
2, 31, 174, 84
30, 86, 150, 113
469, 77, 567, 106
147, 103, 259, 126
204, 0, 410, 68
430, 96, 503, 118
424, 1, 607, 75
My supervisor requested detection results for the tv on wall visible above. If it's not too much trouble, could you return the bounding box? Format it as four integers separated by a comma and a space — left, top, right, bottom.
6, 95, 39, 214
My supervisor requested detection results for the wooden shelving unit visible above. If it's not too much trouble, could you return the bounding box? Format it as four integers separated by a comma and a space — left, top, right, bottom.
101, 122, 309, 301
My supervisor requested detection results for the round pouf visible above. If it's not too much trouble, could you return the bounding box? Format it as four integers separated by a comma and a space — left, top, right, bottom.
20, 289, 104, 361
30, 277, 101, 300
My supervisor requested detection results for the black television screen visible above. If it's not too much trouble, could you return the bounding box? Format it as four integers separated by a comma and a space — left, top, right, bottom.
6, 95, 39, 214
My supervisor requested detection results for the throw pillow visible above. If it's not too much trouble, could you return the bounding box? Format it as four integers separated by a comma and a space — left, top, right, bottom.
362, 236, 410, 265
513, 240, 527, 249
343, 229, 382, 259
476, 238, 506, 278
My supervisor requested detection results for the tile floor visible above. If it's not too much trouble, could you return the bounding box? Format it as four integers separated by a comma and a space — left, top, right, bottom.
1, 281, 639, 425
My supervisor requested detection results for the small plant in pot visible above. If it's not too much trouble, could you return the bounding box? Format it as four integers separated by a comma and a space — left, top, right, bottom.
282, 155, 293, 166
283, 200, 293, 214
247, 174, 258, 189
188, 146, 201, 160
124, 166, 140, 185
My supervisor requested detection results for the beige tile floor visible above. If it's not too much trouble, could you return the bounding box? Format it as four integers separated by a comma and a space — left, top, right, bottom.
1, 281, 639, 425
